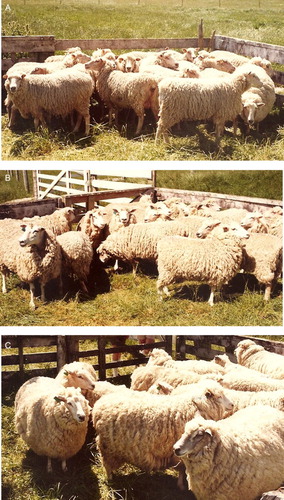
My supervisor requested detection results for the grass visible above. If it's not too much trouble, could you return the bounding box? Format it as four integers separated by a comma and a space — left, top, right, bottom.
2, 0, 284, 161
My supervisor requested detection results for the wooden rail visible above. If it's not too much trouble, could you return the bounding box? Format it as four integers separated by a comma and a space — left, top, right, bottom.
2, 33, 284, 83
2, 335, 283, 390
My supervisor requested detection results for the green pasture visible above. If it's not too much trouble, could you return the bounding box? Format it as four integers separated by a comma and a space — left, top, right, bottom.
1, 0, 284, 160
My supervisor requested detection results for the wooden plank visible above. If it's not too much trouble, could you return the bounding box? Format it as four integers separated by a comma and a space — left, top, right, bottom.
2, 36, 55, 53
39, 170, 66, 199
55, 38, 211, 52
62, 187, 151, 205
274, 71, 284, 86
89, 168, 153, 179
213, 35, 284, 64
156, 187, 283, 212
90, 180, 151, 190
2, 351, 57, 366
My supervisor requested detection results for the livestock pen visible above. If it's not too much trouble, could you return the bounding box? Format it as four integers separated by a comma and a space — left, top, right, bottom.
0, 168, 282, 327
2, 10, 284, 160
2, 334, 284, 500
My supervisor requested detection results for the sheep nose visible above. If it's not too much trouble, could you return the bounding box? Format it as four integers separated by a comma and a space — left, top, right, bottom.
91, 383, 95, 389
173, 445, 182, 456
175, 63, 179, 69
78, 415, 85, 422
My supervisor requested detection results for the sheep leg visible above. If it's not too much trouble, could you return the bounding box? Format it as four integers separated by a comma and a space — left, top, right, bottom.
47, 457, 53, 473
208, 287, 216, 306
29, 282, 36, 310
40, 282, 46, 303
157, 283, 170, 300
61, 459, 68, 472
72, 113, 83, 133
1, 272, 7, 294
135, 114, 145, 135
264, 283, 271, 301
79, 280, 89, 294
155, 121, 169, 144
84, 114, 90, 135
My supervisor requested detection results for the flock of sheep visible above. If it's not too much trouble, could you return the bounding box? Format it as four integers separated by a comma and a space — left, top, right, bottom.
0, 194, 282, 308
3, 44, 278, 144
14, 339, 284, 500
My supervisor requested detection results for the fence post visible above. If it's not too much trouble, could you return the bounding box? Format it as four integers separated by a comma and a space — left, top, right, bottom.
198, 18, 204, 49
23, 170, 30, 193
33, 171, 38, 199
18, 336, 25, 383
98, 336, 107, 380
66, 336, 79, 362
164, 335, 173, 356
57, 336, 67, 371
176, 336, 186, 360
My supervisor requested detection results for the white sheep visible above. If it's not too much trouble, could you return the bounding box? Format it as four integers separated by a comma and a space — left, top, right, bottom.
147, 348, 225, 375
15, 376, 90, 473
83, 380, 129, 407
96, 216, 215, 275
223, 387, 284, 414
138, 50, 179, 72
76, 209, 106, 249
92, 379, 233, 480
23, 207, 75, 236
238, 63, 275, 132
173, 405, 284, 500
85, 57, 158, 135
55, 361, 97, 400
4, 67, 94, 133
156, 227, 247, 305
57, 231, 93, 293
155, 66, 262, 143
235, 339, 284, 379
0, 222, 61, 309
130, 364, 221, 392
220, 367, 284, 392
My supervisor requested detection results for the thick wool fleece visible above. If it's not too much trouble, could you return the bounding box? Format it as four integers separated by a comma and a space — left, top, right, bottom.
235, 340, 284, 379
177, 406, 284, 500
15, 377, 90, 461
156, 232, 244, 290
92, 380, 232, 476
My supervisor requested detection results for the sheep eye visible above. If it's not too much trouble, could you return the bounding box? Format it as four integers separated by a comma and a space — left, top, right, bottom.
205, 391, 212, 398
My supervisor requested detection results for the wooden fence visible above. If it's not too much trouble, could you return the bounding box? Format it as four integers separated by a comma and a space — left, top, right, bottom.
1, 335, 173, 388
2, 335, 284, 390
2, 32, 284, 84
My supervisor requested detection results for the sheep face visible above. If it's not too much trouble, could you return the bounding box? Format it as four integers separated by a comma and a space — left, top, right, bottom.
4, 72, 26, 94
173, 418, 213, 458
91, 211, 106, 230
112, 208, 135, 226
19, 224, 45, 247
157, 51, 179, 70
192, 382, 234, 420
242, 100, 265, 125
97, 245, 112, 263
63, 369, 96, 390
54, 388, 87, 423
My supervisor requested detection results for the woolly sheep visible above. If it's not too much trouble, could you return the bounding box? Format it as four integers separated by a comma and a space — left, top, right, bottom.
235, 339, 284, 379
97, 216, 214, 275
220, 367, 284, 392
4, 68, 94, 133
240, 210, 282, 239
130, 364, 221, 392
85, 57, 158, 135
76, 209, 106, 249
55, 361, 97, 390
173, 406, 284, 500
138, 51, 179, 72
0, 223, 61, 309
223, 387, 284, 414
44, 46, 83, 63
15, 376, 90, 473
84, 380, 129, 407
148, 348, 225, 375
156, 228, 247, 305
92, 379, 233, 480
155, 66, 262, 143
57, 231, 93, 293
23, 207, 75, 236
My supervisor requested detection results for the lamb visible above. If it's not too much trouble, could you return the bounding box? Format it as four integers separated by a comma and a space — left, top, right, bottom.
173, 406, 284, 500
92, 379, 233, 480
155, 66, 262, 143
130, 364, 221, 392
0, 222, 61, 309
15, 376, 91, 473
96, 216, 215, 275
4, 67, 94, 133
56, 231, 93, 293
23, 207, 75, 236
85, 57, 159, 135
156, 228, 247, 305
235, 339, 284, 379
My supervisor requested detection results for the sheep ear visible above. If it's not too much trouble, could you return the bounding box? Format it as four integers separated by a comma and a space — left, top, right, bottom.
257, 102, 265, 108
3, 74, 8, 80
222, 225, 230, 232
64, 370, 69, 377
113, 208, 119, 215
205, 428, 213, 437
54, 396, 66, 403
20, 224, 27, 231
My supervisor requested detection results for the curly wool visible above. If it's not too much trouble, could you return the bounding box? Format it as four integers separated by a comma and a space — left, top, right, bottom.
55, 361, 97, 390
156, 68, 261, 139
235, 340, 284, 379
176, 406, 284, 500
156, 232, 244, 291
92, 379, 232, 476
130, 364, 220, 392
6, 68, 94, 124
97, 216, 211, 265
148, 349, 225, 375
224, 387, 284, 413
220, 368, 284, 392
23, 207, 75, 236
57, 231, 93, 283
15, 377, 90, 461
